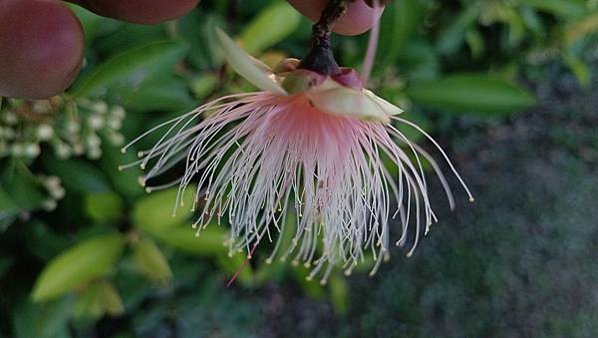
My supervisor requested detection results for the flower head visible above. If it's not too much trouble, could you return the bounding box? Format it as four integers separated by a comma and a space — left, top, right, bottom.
121, 29, 472, 282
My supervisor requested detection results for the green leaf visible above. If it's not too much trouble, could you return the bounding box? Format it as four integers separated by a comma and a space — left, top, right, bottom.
133, 238, 173, 283
177, 13, 226, 70
329, 274, 349, 315
465, 27, 485, 59
216, 252, 254, 287
72, 41, 188, 98
406, 73, 536, 117
84, 192, 123, 223
436, 5, 479, 55
73, 280, 124, 319
398, 40, 440, 81
96, 281, 125, 316
43, 156, 111, 193
520, 0, 588, 19
0, 187, 20, 220
563, 53, 591, 88
191, 74, 219, 99
31, 233, 125, 302
117, 76, 195, 112
380, 0, 427, 66
564, 12, 598, 46
132, 187, 196, 235
293, 265, 326, 299
1, 161, 46, 212
67, 4, 104, 44
26, 221, 71, 260
73, 282, 104, 319
99, 143, 144, 198
239, 2, 301, 55
0, 257, 13, 278
154, 226, 227, 256
13, 297, 75, 338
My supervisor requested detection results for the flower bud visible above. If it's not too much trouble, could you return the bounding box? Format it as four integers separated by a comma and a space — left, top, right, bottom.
37, 125, 54, 141
91, 102, 109, 114
109, 106, 126, 120
87, 115, 105, 130
25, 143, 41, 158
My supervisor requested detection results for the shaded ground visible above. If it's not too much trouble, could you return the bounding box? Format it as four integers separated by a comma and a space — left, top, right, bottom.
256, 68, 598, 337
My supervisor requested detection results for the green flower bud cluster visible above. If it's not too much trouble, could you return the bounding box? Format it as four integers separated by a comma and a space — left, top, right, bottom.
0, 96, 125, 161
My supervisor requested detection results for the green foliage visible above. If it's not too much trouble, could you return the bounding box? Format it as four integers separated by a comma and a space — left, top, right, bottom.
132, 187, 195, 234
132, 238, 173, 283
73, 280, 124, 319
406, 73, 536, 116
239, 2, 302, 54
0, 0, 596, 337
31, 234, 125, 302
84, 192, 124, 223
73, 41, 193, 111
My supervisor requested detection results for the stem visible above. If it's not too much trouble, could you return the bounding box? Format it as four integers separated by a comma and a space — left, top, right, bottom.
360, 0, 381, 84
297, 0, 350, 76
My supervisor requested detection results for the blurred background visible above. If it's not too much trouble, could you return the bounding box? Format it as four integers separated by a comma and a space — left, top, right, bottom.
1, 0, 597, 337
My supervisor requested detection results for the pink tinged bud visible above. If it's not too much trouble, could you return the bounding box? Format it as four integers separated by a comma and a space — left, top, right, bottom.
331, 68, 363, 90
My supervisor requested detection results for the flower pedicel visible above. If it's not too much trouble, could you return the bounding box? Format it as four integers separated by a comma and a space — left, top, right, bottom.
121, 1, 473, 284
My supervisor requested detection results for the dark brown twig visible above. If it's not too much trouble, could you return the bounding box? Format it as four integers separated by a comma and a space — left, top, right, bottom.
297, 0, 350, 76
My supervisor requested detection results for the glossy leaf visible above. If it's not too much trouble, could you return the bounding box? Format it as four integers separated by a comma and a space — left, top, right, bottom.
0, 187, 20, 219
84, 192, 124, 223
73, 280, 124, 319
117, 76, 195, 112
132, 187, 196, 235
97, 281, 125, 316
216, 252, 254, 287
32, 234, 125, 302
99, 143, 144, 198
379, 0, 427, 66
191, 74, 219, 99
154, 226, 227, 256
563, 53, 591, 88
437, 5, 479, 55
520, 0, 587, 19
43, 157, 111, 194
67, 4, 104, 44
133, 238, 173, 283
0, 257, 13, 279
239, 2, 301, 55
13, 297, 75, 338
73, 282, 104, 319
406, 74, 536, 117
1, 162, 46, 212
329, 274, 349, 314
565, 12, 598, 46
73, 41, 189, 98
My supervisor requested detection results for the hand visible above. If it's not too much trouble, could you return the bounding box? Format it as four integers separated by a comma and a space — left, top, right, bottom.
0, 0, 382, 99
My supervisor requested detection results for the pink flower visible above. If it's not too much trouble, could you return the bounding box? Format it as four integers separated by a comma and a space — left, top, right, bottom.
122, 29, 473, 282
